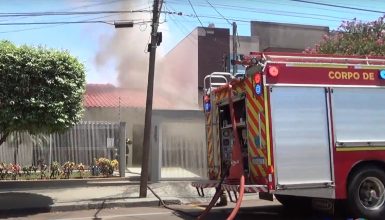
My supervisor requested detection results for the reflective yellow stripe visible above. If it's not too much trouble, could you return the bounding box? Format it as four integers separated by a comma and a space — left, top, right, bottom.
264, 86, 271, 166
245, 85, 263, 110
286, 63, 348, 68
206, 113, 214, 168
336, 147, 385, 152
357, 65, 385, 69
215, 107, 221, 178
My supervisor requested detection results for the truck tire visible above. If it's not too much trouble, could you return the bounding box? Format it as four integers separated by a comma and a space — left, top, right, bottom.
347, 166, 385, 219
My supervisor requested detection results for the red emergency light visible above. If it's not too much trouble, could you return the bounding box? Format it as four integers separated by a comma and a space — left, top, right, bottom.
268, 66, 279, 77
204, 95, 210, 103
254, 73, 261, 84
204, 95, 211, 112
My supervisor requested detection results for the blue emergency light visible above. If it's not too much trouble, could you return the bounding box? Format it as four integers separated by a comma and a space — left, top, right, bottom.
204, 102, 211, 112
380, 70, 385, 80
255, 84, 262, 95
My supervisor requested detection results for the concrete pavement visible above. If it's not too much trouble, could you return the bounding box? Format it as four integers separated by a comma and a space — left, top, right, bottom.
0, 172, 221, 214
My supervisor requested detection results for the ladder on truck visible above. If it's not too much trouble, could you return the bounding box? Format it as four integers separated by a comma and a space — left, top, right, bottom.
192, 72, 234, 196
197, 71, 250, 220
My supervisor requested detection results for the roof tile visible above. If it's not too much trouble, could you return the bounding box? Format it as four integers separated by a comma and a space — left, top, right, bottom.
84, 84, 174, 109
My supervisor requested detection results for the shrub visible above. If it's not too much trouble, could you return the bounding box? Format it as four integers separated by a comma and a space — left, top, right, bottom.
37, 159, 48, 179
62, 161, 75, 179
50, 161, 60, 179
96, 157, 115, 177
77, 163, 85, 178
10, 163, 21, 180
0, 162, 6, 180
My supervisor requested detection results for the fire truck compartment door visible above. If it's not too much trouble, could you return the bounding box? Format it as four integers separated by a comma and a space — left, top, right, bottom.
332, 88, 385, 145
270, 87, 332, 186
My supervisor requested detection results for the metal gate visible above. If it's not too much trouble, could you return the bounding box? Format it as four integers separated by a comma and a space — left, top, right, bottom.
151, 110, 207, 181
0, 121, 124, 167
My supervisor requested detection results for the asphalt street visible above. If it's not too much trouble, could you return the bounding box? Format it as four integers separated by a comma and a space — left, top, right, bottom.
0, 199, 348, 220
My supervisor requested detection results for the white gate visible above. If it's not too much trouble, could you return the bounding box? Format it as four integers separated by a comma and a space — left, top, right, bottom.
151, 110, 207, 181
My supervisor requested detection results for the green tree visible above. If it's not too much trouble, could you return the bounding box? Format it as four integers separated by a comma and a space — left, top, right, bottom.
305, 16, 385, 55
0, 40, 85, 146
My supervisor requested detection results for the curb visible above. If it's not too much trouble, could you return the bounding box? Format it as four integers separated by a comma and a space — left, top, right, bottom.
49, 198, 182, 212
0, 177, 140, 189
0, 198, 182, 213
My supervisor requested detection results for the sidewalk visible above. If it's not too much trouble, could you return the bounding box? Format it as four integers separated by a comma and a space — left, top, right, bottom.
0, 172, 218, 213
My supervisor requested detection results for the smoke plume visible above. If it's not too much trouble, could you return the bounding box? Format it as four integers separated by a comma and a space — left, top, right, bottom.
94, 0, 199, 109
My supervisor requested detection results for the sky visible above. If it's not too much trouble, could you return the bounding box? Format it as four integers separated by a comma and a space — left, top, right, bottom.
1, 0, 385, 86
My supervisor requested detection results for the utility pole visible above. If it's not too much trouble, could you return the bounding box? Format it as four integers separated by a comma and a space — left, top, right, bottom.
139, 0, 163, 198
232, 22, 237, 75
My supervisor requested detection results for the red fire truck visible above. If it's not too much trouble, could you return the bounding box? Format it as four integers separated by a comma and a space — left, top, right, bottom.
192, 52, 385, 219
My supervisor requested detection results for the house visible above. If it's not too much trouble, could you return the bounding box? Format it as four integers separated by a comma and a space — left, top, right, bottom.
82, 83, 173, 166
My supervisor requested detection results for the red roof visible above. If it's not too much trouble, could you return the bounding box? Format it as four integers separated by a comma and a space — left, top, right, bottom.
84, 84, 174, 109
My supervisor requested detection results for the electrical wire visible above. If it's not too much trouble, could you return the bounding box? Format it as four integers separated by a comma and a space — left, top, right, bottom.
166, 0, 366, 22
0, 14, 120, 34
0, 10, 152, 17
0, 19, 150, 26
208, 2, 348, 21
238, 0, 371, 15
165, 7, 197, 43
0, 0, 126, 22
187, 0, 205, 27
290, 0, 385, 14
205, 1, 232, 25
67, 0, 125, 11
0, 20, 109, 25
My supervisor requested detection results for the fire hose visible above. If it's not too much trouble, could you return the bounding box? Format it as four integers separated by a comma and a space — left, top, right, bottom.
197, 84, 246, 220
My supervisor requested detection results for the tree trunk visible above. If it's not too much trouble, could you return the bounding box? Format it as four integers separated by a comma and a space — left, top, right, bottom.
0, 131, 10, 146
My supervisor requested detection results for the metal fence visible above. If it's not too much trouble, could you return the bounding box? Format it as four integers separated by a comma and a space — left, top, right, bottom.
0, 121, 122, 167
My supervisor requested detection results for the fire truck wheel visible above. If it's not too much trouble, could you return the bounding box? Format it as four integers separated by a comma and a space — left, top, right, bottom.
274, 194, 311, 209
348, 166, 385, 219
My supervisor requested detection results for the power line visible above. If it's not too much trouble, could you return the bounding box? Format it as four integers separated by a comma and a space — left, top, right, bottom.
0, 10, 152, 17
210, 2, 348, 21
166, 1, 353, 22
237, 0, 370, 15
164, 3, 198, 42
164, 10, 337, 23
187, 0, 205, 27
290, 0, 385, 14
0, 19, 150, 26
205, 1, 232, 25
0, 0, 126, 22
0, 14, 120, 34
67, 0, 126, 11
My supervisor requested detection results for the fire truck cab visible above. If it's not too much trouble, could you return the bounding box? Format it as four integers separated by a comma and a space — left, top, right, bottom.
193, 52, 385, 219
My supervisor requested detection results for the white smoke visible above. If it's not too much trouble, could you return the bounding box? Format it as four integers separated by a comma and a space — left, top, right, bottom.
94, 0, 198, 109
